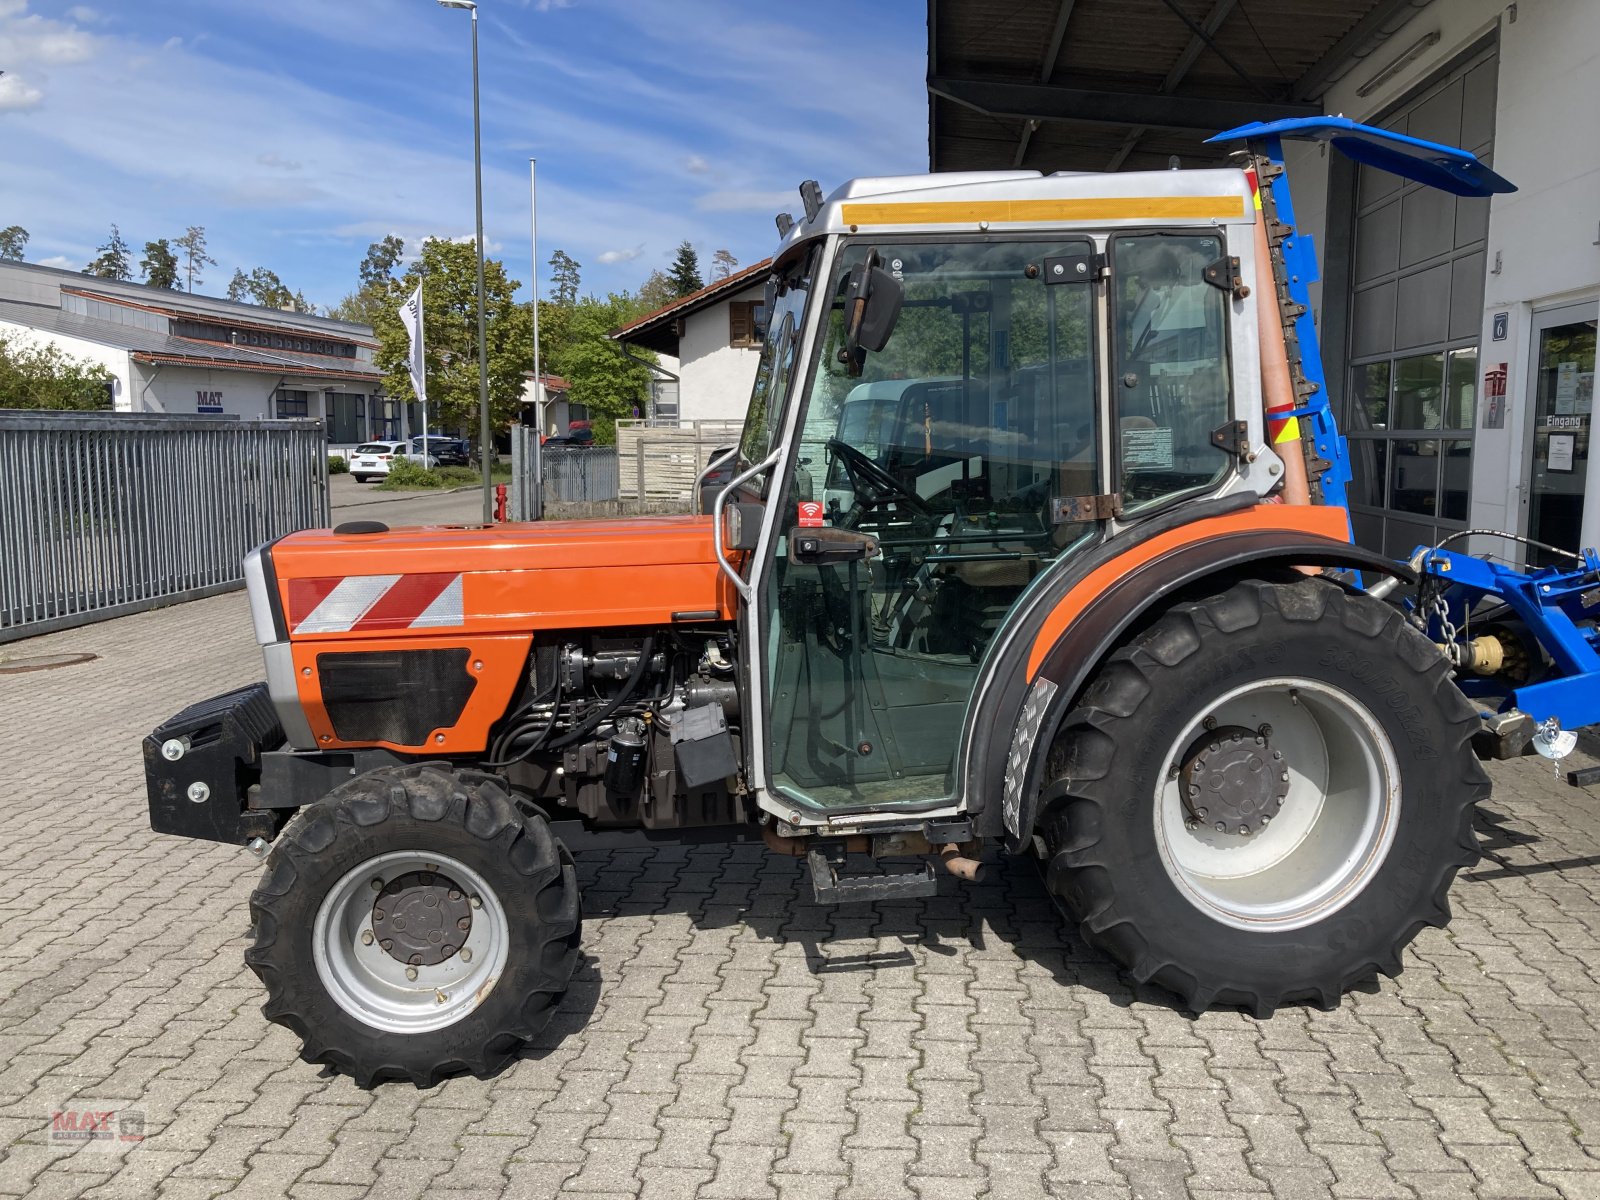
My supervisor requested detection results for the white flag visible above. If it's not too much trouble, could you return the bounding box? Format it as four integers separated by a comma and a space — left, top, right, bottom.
399, 283, 426, 405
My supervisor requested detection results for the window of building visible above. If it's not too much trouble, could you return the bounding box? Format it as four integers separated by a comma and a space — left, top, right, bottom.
1342, 48, 1496, 558
329, 392, 366, 443
729, 301, 761, 349
275, 388, 310, 419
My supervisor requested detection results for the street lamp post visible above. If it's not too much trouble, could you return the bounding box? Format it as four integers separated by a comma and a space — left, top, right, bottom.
438, 0, 493, 524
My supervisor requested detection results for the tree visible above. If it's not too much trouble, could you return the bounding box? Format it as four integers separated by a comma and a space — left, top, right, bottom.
637, 269, 675, 311
359, 235, 405, 291
548, 249, 581, 307
543, 293, 657, 444
83, 224, 132, 280
710, 248, 739, 281
0, 330, 114, 409
174, 225, 216, 292
371, 237, 532, 441
140, 239, 180, 289
0, 225, 27, 261
330, 236, 407, 326
226, 268, 250, 302
668, 241, 702, 297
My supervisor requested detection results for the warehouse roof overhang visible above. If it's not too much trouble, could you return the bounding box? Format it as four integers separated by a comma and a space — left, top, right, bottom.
928, 0, 1434, 174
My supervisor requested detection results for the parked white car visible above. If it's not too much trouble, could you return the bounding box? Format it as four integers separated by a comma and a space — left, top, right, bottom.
348, 441, 435, 483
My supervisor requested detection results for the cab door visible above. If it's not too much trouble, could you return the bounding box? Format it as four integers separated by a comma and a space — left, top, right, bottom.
750, 236, 1105, 815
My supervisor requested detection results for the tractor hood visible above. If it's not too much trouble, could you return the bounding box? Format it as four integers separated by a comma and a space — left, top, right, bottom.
261, 515, 738, 642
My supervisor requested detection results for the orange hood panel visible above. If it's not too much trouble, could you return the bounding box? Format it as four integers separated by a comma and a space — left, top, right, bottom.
273, 515, 738, 639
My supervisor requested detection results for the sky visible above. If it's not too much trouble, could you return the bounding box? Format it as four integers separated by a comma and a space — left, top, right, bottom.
0, 0, 930, 312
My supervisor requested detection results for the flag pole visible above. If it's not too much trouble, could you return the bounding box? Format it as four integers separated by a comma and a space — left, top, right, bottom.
529, 157, 544, 519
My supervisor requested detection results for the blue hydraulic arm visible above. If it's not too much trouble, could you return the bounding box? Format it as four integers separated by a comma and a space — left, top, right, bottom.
1206, 118, 1516, 523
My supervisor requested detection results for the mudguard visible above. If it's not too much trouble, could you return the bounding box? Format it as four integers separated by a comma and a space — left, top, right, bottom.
956, 501, 1411, 852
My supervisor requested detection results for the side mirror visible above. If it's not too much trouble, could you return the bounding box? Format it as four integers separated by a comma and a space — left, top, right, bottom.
839, 250, 903, 378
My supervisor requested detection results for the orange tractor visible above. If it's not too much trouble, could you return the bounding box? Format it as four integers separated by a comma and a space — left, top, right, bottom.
145, 119, 1512, 1085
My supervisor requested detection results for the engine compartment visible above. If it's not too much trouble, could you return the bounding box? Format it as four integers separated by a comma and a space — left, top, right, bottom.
494, 626, 749, 830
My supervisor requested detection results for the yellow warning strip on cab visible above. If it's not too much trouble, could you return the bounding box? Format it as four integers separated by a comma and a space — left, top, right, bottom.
839, 196, 1250, 227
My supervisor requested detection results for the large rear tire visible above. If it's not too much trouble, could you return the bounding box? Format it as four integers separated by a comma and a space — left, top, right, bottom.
1038, 577, 1488, 1016
245, 763, 580, 1087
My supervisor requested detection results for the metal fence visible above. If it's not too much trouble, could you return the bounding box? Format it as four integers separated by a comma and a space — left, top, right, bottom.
0, 410, 329, 643
544, 445, 619, 502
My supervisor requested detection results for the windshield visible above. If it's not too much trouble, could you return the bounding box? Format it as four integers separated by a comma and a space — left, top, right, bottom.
736, 247, 817, 470
355, 443, 393, 454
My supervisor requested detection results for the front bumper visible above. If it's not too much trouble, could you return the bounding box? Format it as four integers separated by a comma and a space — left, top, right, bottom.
143, 683, 284, 845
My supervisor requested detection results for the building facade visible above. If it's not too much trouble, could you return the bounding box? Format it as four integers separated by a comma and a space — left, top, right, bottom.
1282, 0, 1598, 559
0, 260, 418, 449
610, 261, 770, 425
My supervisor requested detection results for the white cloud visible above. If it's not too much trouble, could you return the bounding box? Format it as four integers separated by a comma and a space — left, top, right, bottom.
0, 4, 97, 64
37, 254, 72, 268
597, 246, 643, 265
256, 152, 303, 171
0, 72, 42, 110
684, 154, 710, 175
66, 6, 100, 23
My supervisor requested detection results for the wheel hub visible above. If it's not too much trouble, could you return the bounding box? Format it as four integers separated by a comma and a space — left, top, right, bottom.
371, 871, 472, 967
1179, 725, 1289, 834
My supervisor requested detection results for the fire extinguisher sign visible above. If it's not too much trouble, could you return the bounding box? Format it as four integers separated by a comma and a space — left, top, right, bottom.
797, 500, 825, 527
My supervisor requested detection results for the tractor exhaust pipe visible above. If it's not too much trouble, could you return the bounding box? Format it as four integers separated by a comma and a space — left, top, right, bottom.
939, 844, 986, 883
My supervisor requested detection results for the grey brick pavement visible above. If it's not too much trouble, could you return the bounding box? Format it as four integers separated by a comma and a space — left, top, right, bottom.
4, 591, 1600, 1198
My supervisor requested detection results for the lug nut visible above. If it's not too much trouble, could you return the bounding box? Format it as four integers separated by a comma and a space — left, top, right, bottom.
1203, 716, 1217, 730
460, 948, 472, 963
436, 991, 448, 1004
371, 878, 384, 891
1280, 772, 1289, 783
447, 889, 462, 901
456, 917, 471, 931
380, 939, 394, 952
1258, 724, 1273, 737
405, 967, 418, 981
360, 930, 374, 946
1195, 808, 1207, 819
1239, 826, 1248, 835
374, 909, 386, 921
1214, 822, 1226, 832
469, 895, 482, 909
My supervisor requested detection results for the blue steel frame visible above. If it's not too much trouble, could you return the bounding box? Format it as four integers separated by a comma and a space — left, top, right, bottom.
1411, 549, 1600, 729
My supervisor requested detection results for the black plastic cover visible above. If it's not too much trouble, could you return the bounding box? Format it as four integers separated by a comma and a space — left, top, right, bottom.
144, 683, 283, 844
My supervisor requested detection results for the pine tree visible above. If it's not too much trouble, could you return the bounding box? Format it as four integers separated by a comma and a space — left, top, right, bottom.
711, 248, 739, 281
668, 241, 702, 297
548, 249, 581, 306
175, 225, 216, 292
141, 239, 180, 289
83, 225, 132, 280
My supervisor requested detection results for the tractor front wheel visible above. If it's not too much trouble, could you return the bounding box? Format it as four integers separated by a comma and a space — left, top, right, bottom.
1038, 577, 1488, 1016
246, 764, 580, 1087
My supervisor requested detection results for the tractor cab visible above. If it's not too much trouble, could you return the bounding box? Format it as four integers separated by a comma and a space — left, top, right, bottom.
716, 170, 1267, 817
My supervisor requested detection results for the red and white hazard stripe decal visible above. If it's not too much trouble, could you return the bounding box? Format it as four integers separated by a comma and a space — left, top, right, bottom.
287, 573, 465, 634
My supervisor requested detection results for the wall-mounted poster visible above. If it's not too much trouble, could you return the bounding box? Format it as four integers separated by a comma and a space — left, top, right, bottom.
1548, 432, 1576, 472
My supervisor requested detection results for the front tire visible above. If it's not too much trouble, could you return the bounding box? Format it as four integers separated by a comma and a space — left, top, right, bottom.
245, 764, 580, 1086
1038, 577, 1488, 1016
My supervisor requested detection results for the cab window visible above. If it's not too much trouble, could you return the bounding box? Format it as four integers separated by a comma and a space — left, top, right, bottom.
1111, 232, 1234, 513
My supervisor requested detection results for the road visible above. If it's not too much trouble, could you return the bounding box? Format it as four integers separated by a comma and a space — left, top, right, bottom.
329, 473, 487, 526
2, 594, 1600, 1198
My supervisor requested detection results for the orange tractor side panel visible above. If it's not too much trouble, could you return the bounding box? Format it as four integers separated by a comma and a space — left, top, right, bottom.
291, 633, 532, 753
273, 515, 738, 753
272, 515, 739, 640
1024, 504, 1350, 681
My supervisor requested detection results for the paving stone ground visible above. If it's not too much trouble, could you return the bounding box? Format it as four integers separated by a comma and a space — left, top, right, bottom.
4, 591, 1600, 1199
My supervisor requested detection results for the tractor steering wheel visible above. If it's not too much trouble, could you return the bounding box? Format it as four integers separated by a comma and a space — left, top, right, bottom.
826, 438, 933, 520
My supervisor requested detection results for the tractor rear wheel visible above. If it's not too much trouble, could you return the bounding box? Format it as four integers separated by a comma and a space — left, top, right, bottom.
246, 763, 580, 1086
1038, 577, 1487, 1016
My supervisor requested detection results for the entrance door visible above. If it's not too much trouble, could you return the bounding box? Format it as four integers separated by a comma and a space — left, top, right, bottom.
1525, 303, 1599, 560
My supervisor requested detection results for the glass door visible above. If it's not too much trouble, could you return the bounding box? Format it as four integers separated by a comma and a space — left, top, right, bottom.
758, 235, 1104, 813
1525, 303, 1599, 561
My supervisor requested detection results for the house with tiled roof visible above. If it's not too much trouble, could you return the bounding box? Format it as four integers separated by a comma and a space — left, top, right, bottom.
0, 259, 410, 447
610, 258, 771, 424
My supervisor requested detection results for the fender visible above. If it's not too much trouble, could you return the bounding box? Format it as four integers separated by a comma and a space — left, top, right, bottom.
961, 503, 1412, 852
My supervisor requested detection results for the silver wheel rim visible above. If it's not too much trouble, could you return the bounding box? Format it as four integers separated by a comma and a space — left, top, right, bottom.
313, 850, 510, 1034
1153, 677, 1401, 931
